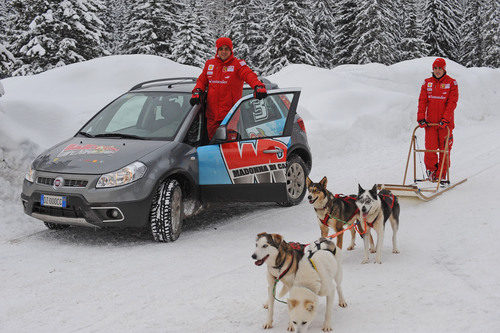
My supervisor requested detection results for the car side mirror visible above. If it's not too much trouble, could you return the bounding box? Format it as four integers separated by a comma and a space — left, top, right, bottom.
213, 126, 227, 142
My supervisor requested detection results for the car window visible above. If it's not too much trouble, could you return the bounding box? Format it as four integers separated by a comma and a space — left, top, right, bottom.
81, 92, 191, 140
226, 93, 292, 140
106, 95, 148, 132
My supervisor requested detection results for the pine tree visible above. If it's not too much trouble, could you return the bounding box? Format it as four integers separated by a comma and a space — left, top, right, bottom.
311, 0, 336, 68
226, 0, 266, 72
482, 0, 499, 68
332, 0, 358, 65
460, 0, 484, 67
0, 43, 15, 78
0, 0, 8, 37
171, 1, 212, 67
226, 0, 252, 63
9, 0, 108, 76
122, 0, 182, 58
207, 0, 231, 38
399, 0, 429, 61
422, 0, 462, 61
260, 0, 318, 75
350, 0, 398, 65
103, 0, 130, 54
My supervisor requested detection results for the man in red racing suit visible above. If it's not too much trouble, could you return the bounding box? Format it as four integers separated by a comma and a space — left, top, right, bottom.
417, 57, 459, 182
190, 37, 267, 139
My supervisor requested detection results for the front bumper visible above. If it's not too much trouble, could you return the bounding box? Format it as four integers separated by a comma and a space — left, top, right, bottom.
21, 171, 154, 228
21, 191, 152, 228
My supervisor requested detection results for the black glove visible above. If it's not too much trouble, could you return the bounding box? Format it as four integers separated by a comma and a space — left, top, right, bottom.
190, 89, 202, 106
439, 119, 449, 128
418, 119, 428, 128
254, 85, 267, 100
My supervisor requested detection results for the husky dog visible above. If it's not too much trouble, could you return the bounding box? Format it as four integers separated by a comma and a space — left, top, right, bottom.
306, 176, 360, 250
356, 184, 400, 264
252, 232, 305, 330
288, 238, 347, 333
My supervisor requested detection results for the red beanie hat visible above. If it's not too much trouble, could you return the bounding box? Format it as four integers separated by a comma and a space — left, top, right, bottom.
432, 58, 446, 70
216, 37, 233, 54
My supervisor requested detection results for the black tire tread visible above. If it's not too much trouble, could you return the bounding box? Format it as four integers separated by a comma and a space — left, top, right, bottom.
149, 179, 183, 242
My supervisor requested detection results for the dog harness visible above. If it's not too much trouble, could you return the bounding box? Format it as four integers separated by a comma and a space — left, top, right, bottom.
364, 213, 380, 229
379, 193, 396, 210
307, 243, 336, 270
318, 194, 359, 226
288, 242, 307, 253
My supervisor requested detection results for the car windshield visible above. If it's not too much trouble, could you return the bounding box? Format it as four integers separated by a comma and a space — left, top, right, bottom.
79, 92, 192, 140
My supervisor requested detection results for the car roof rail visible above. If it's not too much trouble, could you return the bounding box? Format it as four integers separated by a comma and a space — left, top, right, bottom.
242, 77, 279, 90
130, 77, 198, 91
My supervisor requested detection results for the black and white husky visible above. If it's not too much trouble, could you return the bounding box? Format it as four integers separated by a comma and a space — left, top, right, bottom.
355, 184, 400, 264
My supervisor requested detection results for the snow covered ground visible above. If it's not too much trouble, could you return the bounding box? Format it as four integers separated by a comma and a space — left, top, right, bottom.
0, 56, 499, 332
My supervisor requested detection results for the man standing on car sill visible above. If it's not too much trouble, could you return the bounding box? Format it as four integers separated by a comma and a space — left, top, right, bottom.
190, 37, 268, 139
417, 57, 459, 183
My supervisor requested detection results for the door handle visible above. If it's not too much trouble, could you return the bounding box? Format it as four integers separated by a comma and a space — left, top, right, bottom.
263, 147, 283, 154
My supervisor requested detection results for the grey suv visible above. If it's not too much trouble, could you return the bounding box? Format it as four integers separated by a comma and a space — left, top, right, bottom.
21, 78, 312, 242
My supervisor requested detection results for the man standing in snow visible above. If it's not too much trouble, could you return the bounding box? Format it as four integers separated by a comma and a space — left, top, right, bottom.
417, 58, 459, 182
190, 37, 267, 139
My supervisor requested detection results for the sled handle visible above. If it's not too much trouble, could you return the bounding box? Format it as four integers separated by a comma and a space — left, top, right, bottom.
404, 125, 451, 188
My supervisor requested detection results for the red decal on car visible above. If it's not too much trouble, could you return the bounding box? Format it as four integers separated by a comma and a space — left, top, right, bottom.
220, 139, 287, 184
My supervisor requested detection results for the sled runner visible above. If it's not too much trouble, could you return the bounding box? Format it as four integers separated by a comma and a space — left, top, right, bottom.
378, 124, 467, 201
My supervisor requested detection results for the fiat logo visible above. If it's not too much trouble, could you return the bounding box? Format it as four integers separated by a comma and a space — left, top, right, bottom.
53, 177, 64, 190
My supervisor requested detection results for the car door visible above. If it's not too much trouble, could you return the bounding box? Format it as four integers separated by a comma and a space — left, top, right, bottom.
197, 89, 301, 202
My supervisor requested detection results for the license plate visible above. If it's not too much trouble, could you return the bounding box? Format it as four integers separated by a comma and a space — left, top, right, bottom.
41, 195, 67, 208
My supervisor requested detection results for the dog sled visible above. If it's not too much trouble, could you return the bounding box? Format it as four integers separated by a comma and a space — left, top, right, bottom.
378, 124, 467, 201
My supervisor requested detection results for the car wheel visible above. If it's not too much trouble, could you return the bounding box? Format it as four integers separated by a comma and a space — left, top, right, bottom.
277, 155, 307, 207
44, 222, 70, 230
149, 179, 184, 242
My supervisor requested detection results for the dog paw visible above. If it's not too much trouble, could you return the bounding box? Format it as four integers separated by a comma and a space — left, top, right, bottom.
347, 245, 354, 251
263, 322, 273, 329
375, 260, 382, 264
393, 249, 400, 254
339, 300, 348, 308
361, 258, 370, 264
287, 323, 295, 331
263, 303, 268, 309
322, 324, 333, 331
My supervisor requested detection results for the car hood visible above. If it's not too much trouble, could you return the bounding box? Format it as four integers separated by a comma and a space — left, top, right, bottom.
33, 137, 172, 174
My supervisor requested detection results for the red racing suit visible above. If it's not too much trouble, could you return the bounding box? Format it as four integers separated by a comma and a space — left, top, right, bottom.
417, 74, 459, 178
193, 55, 264, 139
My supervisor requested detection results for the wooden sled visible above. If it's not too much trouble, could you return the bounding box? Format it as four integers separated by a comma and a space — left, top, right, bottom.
378, 124, 467, 201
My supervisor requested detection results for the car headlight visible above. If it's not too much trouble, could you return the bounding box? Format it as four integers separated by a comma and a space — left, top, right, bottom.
96, 161, 147, 188
25, 165, 35, 183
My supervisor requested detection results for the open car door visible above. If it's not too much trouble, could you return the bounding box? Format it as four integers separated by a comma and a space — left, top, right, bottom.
197, 89, 301, 202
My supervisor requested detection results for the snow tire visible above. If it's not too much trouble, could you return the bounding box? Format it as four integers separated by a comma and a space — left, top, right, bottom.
277, 155, 307, 207
149, 179, 184, 242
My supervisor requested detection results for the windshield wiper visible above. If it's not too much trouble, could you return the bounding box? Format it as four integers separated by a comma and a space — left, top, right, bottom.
93, 133, 147, 140
77, 131, 94, 138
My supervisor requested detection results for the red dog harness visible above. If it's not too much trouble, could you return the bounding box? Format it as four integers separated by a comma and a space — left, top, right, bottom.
379, 193, 396, 210
319, 194, 359, 226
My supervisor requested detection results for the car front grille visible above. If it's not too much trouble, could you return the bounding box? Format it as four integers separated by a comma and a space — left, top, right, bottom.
32, 202, 86, 219
37, 177, 88, 188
